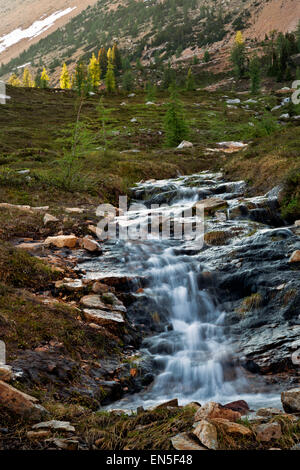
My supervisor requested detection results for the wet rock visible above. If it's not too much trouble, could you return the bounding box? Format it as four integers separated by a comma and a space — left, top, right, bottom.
288, 250, 300, 263
184, 402, 201, 412
0, 365, 12, 382
223, 400, 250, 416
195, 402, 241, 423
55, 278, 84, 292
195, 197, 228, 216
154, 398, 178, 410
171, 432, 207, 450
80, 295, 108, 309
255, 422, 282, 442
256, 408, 283, 417
126, 295, 170, 334
193, 420, 218, 450
32, 420, 75, 432
44, 235, 78, 249
281, 388, 300, 413
210, 418, 252, 436
83, 309, 124, 325
92, 282, 110, 294
82, 237, 102, 253
0, 380, 48, 421
102, 292, 127, 312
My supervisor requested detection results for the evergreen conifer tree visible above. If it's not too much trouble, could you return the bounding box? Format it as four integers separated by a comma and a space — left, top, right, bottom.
203, 50, 210, 62
74, 62, 86, 96
249, 55, 261, 94
105, 61, 116, 93
231, 31, 246, 78
112, 44, 122, 71
186, 67, 195, 91
98, 47, 108, 76
163, 86, 189, 147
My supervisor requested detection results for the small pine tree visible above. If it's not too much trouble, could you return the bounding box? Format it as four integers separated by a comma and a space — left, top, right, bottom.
231, 31, 246, 79
203, 50, 210, 62
8, 73, 21, 87
60, 63, 71, 89
249, 55, 261, 94
105, 61, 116, 93
162, 61, 175, 89
88, 53, 101, 90
122, 70, 134, 92
98, 47, 108, 76
112, 44, 122, 71
163, 86, 189, 147
145, 82, 156, 102
40, 67, 50, 89
74, 62, 86, 96
186, 67, 195, 91
22, 68, 34, 87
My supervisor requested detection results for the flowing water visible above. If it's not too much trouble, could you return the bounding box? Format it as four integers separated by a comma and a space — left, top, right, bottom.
81, 172, 282, 410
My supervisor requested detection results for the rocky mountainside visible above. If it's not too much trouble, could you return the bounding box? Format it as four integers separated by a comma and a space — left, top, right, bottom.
0, 0, 299, 79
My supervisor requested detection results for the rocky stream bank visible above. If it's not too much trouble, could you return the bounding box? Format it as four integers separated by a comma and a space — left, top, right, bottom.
0, 171, 300, 450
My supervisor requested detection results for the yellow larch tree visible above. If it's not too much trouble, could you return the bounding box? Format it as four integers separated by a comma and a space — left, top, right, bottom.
88, 53, 101, 90
8, 74, 22, 87
60, 63, 71, 89
22, 67, 34, 87
235, 31, 244, 45
40, 67, 50, 88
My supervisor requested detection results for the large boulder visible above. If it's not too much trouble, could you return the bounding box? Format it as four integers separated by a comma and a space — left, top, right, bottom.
0, 365, 12, 382
193, 420, 218, 450
194, 402, 241, 423
210, 418, 252, 436
44, 235, 78, 249
83, 309, 124, 325
195, 197, 228, 216
32, 420, 75, 432
81, 237, 102, 253
289, 250, 300, 263
281, 388, 300, 413
223, 400, 250, 416
0, 380, 48, 421
255, 422, 282, 442
171, 432, 207, 450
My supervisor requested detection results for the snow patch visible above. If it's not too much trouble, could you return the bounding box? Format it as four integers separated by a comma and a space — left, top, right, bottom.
0, 7, 77, 54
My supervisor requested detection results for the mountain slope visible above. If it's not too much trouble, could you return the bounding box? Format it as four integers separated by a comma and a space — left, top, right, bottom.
0, 0, 299, 81
0, 0, 99, 65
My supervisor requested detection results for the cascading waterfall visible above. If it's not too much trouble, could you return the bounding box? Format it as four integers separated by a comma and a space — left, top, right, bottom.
82, 172, 282, 410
